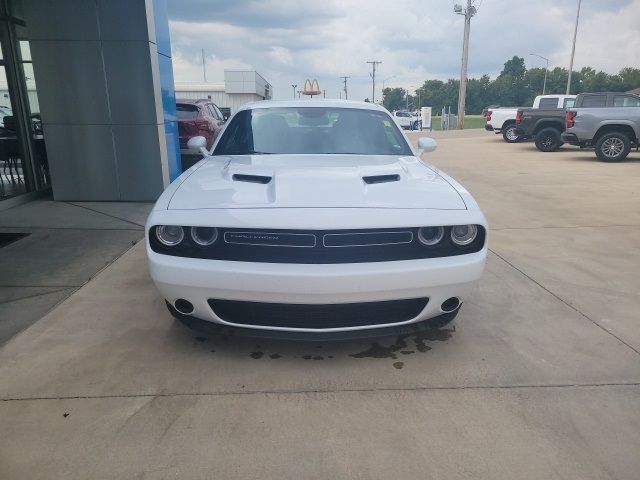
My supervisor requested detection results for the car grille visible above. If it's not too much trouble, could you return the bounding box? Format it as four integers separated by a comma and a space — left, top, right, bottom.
149, 226, 486, 264
207, 298, 429, 329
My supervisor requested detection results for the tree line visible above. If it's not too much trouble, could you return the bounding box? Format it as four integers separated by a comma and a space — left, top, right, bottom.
382, 56, 640, 115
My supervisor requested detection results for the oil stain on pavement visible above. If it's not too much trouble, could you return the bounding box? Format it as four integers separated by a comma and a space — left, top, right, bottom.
194, 327, 454, 369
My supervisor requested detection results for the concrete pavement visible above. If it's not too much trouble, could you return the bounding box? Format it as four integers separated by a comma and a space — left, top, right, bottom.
0, 200, 151, 344
1, 132, 639, 479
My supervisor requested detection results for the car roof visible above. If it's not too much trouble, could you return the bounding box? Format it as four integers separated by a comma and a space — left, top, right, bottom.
176, 98, 215, 105
577, 92, 638, 96
237, 99, 388, 113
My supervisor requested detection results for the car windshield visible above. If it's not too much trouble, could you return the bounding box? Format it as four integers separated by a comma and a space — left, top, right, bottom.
213, 107, 413, 156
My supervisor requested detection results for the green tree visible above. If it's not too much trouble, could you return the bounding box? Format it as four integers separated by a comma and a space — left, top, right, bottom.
382, 57, 638, 117
382, 87, 407, 111
618, 67, 640, 90
500, 56, 526, 79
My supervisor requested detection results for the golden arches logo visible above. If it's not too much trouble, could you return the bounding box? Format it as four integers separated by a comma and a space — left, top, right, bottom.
302, 79, 321, 95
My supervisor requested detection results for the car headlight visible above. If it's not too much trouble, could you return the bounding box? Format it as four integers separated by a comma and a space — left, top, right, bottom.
191, 226, 219, 246
417, 226, 444, 246
451, 224, 478, 246
155, 225, 184, 246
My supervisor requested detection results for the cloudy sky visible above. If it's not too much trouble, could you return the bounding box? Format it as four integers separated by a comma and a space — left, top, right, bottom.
167, 0, 640, 101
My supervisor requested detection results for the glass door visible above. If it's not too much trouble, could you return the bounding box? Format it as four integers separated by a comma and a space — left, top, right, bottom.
0, 0, 48, 202
0, 35, 27, 199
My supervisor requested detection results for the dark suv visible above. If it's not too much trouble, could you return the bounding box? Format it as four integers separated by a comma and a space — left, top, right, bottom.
176, 99, 226, 169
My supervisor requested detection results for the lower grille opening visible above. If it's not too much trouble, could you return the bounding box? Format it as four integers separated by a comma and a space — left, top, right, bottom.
208, 298, 428, 329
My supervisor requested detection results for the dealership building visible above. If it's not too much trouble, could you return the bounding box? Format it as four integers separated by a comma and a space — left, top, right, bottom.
175, 70, 272, 117
0, 0, 197, 208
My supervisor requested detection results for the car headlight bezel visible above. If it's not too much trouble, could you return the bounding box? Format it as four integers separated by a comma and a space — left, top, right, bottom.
155, 225, 185, 247
417, 226, 445, 246
450, 224, 478, 246
190, 226, 219, 246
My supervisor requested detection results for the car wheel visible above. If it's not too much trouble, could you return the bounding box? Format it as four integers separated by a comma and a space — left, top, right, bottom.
502, 124, 520, 143
534, 127, 562, 152
412, 120, 422, 130
595, 132, 631, 162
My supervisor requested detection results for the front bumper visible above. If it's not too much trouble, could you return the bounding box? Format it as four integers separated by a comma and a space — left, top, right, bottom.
147, 247, 486, 333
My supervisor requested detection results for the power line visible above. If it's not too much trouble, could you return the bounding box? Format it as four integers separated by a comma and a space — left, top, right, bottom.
366, 61, 382, 103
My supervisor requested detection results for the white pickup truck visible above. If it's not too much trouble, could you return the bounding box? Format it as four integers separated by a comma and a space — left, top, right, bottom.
485, 94, 576, 142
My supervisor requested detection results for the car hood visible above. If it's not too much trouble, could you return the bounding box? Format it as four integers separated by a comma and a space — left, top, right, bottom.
167, 155, 466, 210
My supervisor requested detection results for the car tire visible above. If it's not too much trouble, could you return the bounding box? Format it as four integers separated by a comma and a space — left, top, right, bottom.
594, 132, 631, 162
502, 123, 520, 143
534, 127, 562, 152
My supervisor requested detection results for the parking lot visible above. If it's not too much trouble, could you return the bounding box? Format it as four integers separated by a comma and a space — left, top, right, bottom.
1, 130, 640, 479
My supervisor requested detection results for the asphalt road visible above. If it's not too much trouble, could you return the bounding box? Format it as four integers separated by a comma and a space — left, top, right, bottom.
1, 131, 639, 479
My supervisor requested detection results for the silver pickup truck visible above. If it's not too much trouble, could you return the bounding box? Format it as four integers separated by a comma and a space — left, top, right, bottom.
562, 94, 640, 162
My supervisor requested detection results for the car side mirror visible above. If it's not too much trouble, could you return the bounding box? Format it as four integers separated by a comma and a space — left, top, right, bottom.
417, 137, 437, 155
186, 135, 209, 156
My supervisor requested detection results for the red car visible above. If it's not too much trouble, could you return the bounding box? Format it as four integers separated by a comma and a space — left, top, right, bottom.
176, 99, 226, 168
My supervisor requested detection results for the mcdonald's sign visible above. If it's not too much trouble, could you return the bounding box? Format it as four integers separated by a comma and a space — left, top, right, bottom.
302, 79, 321, 96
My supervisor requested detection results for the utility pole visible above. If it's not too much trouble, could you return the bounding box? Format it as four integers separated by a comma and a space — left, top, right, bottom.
291, 84, 297, 99
202, 49, 207, 82
454, 0, 476, 129
366, 61, 382, 103
340, 76, 350, 100
529, 53, 549, 95
566, 0, 582, 94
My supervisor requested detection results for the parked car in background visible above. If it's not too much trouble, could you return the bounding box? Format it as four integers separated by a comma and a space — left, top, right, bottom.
484, 95, 576, 143
176, 99, 226, 170
146, 100, 487, 336
515, 92, 640, 152
563, 97, 640, 162
392, 110, 421, 130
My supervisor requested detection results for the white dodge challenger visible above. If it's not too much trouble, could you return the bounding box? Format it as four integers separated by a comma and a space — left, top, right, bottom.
146, 100, 487, 336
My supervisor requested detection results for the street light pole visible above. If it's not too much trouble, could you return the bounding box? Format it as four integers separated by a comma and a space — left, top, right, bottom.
529, 53, 549, 95
291, 84, 297, 99
202, 49, 207, 82
566, 0, 582, 94
455, 0, 476, 130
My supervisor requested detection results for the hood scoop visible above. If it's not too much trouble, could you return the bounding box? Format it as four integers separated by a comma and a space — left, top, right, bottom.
232, 173, 272, 184
362, 174, 400, 185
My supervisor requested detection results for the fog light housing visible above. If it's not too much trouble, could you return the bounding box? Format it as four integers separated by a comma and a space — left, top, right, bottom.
451, 224, 478, 246
191, 226, 218, 246
418, 226, 444, 246
155, 225, 184, 246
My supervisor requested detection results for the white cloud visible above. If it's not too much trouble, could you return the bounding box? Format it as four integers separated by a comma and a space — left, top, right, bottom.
267, 46, 294, 66
167, 0, 639, 100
